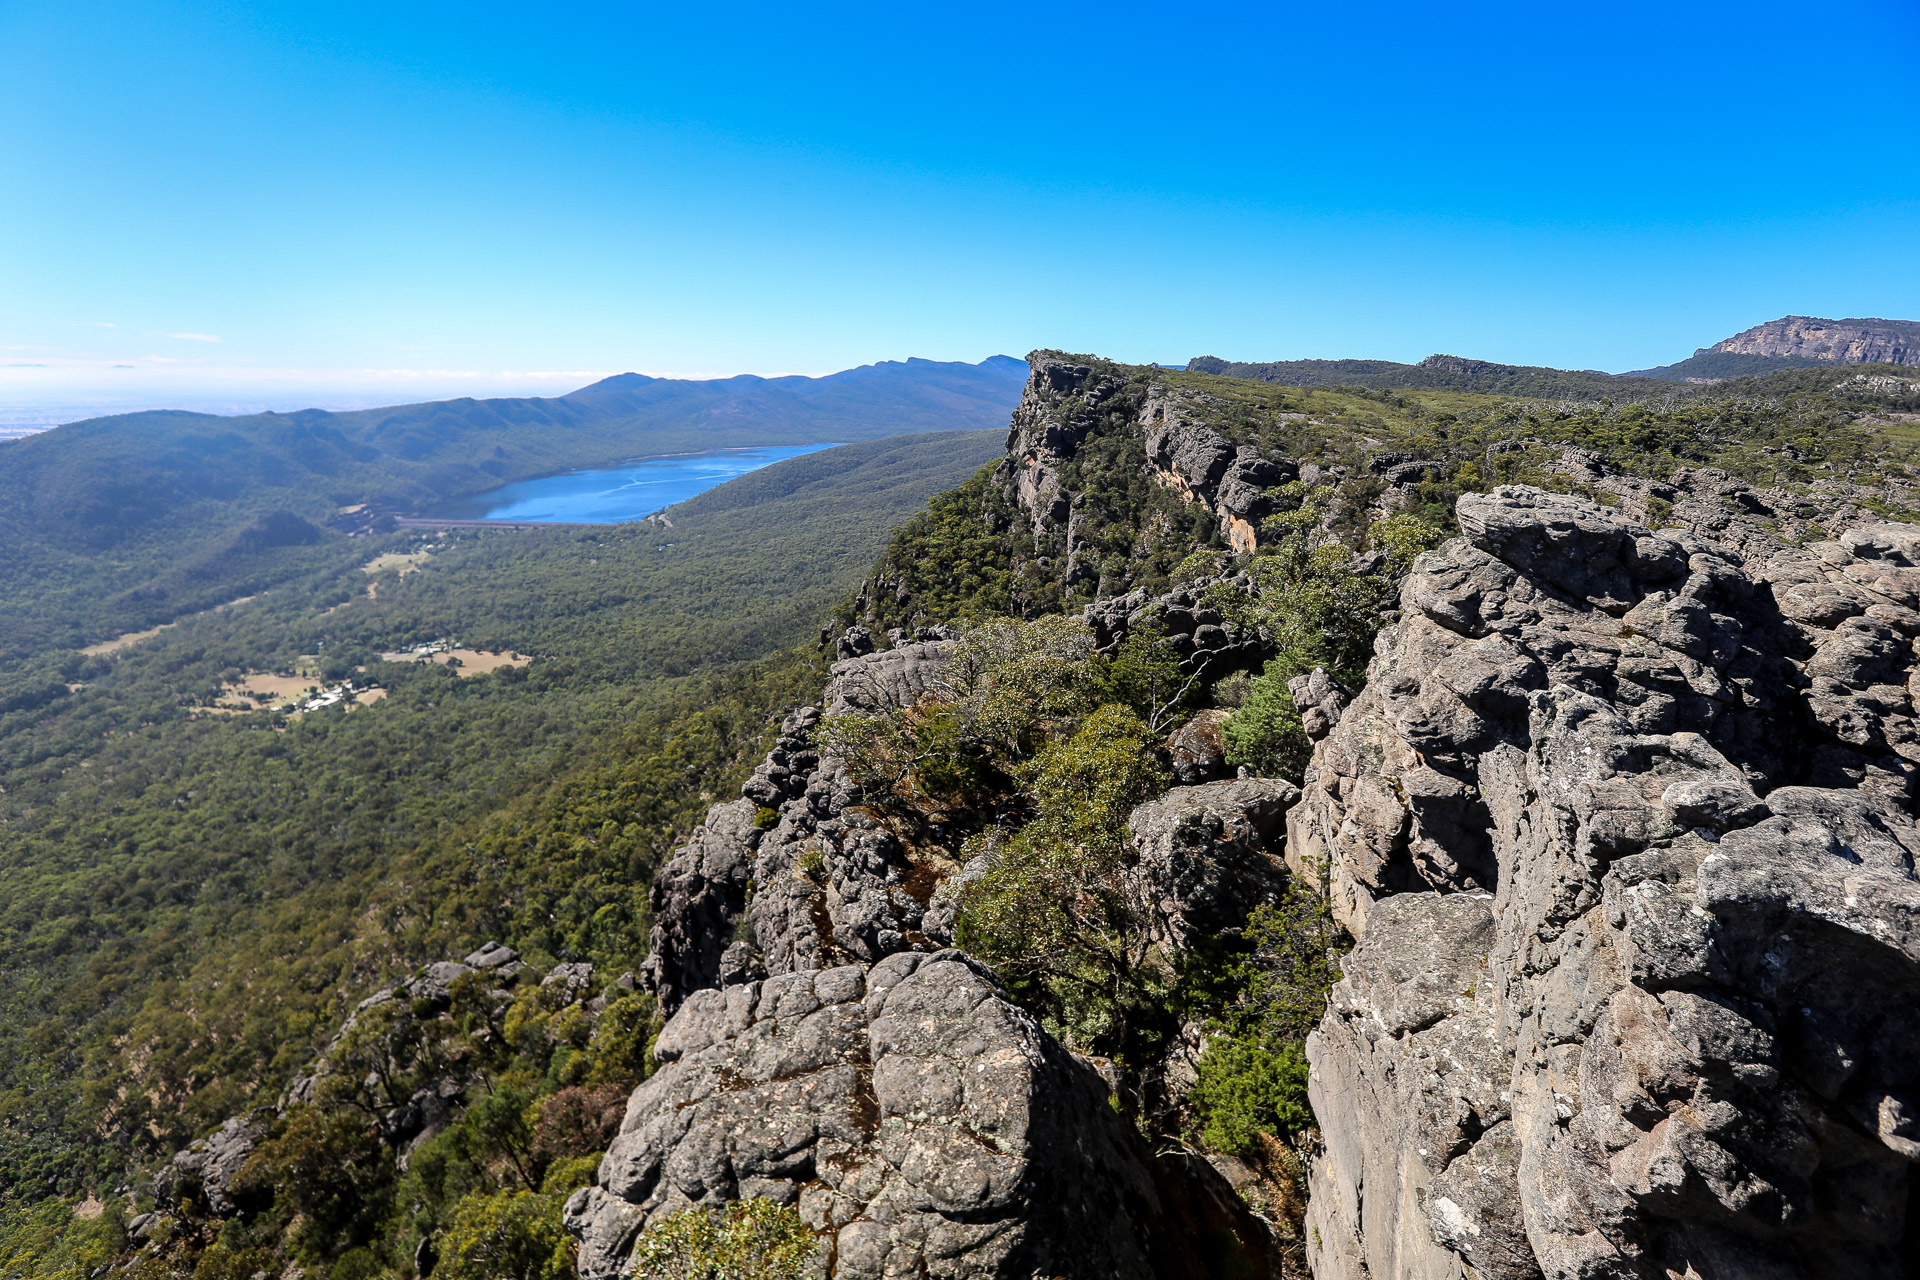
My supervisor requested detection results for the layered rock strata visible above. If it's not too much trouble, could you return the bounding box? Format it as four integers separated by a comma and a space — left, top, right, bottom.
1138, 390, 1295, 554
1711, 316, 1920, 369
1292, 485, 1920, 1279
999, 352, 1299, 580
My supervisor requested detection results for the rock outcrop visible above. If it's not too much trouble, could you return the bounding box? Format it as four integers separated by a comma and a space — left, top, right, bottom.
1128, 777, 1297, 949
1293, 484, 1920, 1279
1710, 316, 1920, 369
1139, 392, 1296, 554
154, 1115, 265, 1217
996, 352, 1300, 587
1080, 577, 1270, 679
592, 636, 1300, 1277
568, 952, 1171, 1280
642, 642, 967, 1016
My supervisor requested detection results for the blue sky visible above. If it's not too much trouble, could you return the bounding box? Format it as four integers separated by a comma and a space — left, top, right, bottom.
3, 0, 1918, 415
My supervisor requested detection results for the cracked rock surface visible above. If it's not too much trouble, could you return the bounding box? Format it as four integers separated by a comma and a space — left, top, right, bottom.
1293, 484, 1920, 1280
567, 952, 1167, 1280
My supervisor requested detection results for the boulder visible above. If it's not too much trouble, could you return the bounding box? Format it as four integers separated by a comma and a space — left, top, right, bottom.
1162, 708, 1232, 783
154, 1115, 265, 1217
569, 952, 1259, 1279
824, 639, 954, 717
1287, 667, 1351, 741
541, 960, 596, 1004
1127, 777, 1298, 949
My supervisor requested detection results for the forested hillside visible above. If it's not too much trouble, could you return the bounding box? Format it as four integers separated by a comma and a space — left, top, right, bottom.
0, 357, 1024, 655
0, 432, 1001, 1245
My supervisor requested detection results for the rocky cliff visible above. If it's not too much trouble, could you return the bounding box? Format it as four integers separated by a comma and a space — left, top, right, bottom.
1292, 484, 1920, 1278
74, 349, 1920, 1279
1002, 352, 1296, 560
1710, 316, 1920, 369
584, 351, 1920, 1279
577, 640, 1292, 1278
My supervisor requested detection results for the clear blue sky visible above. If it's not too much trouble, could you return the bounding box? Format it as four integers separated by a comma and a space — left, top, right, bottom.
3, 0, 1918, 414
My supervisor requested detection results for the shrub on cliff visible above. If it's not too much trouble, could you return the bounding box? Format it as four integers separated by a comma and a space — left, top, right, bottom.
819, 615, 1105, 810
1224, 511, 1444, 779
629, 1198, 813, 1280
955, 703, 1171, 1051
1191, 885, 1347, 1156
433, 1186, 575, 1280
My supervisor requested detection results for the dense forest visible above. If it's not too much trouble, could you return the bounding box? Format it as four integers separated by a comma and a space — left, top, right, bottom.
5, 352, 1920, 1278
0, 431, 1001, 1268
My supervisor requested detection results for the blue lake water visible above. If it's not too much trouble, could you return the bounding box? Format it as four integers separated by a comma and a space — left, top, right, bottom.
443, 444, 840, 524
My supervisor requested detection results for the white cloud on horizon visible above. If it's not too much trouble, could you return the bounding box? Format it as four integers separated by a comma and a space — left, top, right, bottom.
168, 332, 222, 342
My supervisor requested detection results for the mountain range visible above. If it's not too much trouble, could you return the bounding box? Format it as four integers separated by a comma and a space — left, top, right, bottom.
1191, 314, 1920, 394
1626, 314, 1920, 381
0, 356, 1027, 651
7, 343, 1920, 1278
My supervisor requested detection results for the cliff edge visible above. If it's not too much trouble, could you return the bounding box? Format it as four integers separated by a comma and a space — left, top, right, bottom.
1294, 484, 1920, 1278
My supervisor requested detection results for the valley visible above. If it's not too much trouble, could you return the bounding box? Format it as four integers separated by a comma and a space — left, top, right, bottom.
12, 1, 1918, 1273
0, 431, 1003, 1226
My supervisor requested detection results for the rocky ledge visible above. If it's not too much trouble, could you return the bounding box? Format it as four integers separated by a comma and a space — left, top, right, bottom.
1292, 484, 1920, 1279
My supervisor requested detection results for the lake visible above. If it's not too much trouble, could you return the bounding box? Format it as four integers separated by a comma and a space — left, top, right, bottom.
437, 443, 840, 524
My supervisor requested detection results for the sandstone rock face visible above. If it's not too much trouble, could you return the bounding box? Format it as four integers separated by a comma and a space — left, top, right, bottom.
637, 796, 763, 1015
1295, 484, 1920, 1280
998, 352, 1300, 578
823, 640, 954, 717
1710, 315, 1920, 369
1001, 352, 1128, 548
1139, 394, 1296, 555
567, 952, 1168, 1280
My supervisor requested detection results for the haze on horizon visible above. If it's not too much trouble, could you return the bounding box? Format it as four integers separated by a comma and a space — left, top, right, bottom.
4, 0, 1919, 423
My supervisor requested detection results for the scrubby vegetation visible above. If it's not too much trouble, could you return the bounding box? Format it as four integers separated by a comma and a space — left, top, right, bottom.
629, 1199, 813, 1280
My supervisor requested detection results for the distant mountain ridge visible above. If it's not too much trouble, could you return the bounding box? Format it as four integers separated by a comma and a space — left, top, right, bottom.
1186, 352, 1655, 399
1195, 314, 1920, 394
1714, 315, 1920, 365
0, 355, 1027, 651
1628, 315, 1920, 381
